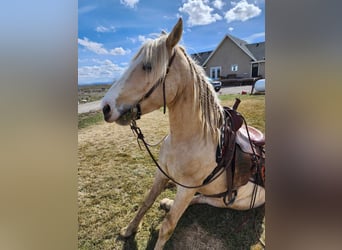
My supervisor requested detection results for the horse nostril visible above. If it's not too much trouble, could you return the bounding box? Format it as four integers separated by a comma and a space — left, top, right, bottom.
102, 104, 111, 116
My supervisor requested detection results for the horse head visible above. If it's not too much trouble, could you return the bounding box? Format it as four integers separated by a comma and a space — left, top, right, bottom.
101, 18, 183, 125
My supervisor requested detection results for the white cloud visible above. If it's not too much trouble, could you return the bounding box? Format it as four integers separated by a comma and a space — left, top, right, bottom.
78, 37, 131, 56
95, 25, 116, 33
78, 37, 108, 55
253, 0, 265, 4
129, 34, 156, 44
243, 32, 265, 43
163, 15, 178, 20
128, 37, 137, 43
213, 0, 225, 10
225, 0, 261, 23
228, 27, 234, 32
78, 59, 127, 83
78, 5, 97, 15
109, 47, 130, 56
179, 0, 222, 27
120, 62, 129, 67
120, 0, 139, 8
138, 35, 153, 44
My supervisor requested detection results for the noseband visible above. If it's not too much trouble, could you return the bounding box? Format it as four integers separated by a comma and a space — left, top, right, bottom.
131, 52, 176, 120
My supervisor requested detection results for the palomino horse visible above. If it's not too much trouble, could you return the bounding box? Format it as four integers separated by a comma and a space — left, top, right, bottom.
101, 18, 265, 249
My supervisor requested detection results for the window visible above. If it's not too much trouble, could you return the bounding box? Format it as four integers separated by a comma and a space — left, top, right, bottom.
210, 66, 221, 79
231, 64, 238, 72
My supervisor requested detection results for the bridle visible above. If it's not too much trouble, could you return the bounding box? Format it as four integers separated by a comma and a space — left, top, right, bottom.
130, 52, 176, 121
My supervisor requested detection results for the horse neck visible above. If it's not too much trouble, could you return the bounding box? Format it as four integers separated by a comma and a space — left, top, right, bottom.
167, 77, 213, 145
167, 96, 203, 144
166, 48, 220, 146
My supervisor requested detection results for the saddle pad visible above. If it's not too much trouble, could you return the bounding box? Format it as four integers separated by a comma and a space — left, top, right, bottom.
236, 126, 264, 155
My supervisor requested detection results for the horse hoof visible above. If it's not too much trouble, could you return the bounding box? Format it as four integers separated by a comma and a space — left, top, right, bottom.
159, 198, 174, 212
120, 226, 135, 238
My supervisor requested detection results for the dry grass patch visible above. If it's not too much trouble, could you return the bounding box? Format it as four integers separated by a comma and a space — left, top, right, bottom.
78, 95, 265, 249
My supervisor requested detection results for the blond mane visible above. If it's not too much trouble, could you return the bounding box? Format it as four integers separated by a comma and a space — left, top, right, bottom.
178, 46, 224, 141
136, 35, 224, 141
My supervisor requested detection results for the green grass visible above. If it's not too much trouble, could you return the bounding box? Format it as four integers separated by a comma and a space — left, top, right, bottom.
78, 111, 104, 129
78, 94, 265, 249
219, 94, 265, 133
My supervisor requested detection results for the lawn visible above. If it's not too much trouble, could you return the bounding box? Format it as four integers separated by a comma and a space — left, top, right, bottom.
78, 94, 265, 249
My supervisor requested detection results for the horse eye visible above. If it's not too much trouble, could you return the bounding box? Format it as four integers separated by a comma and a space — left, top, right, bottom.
142, 62, 152, 72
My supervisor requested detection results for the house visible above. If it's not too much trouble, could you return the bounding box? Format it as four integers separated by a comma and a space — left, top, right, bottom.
191, 35, 265, 81
191, 51, 212, 66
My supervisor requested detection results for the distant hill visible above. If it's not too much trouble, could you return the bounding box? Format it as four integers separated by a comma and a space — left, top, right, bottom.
78, 84, 112, 103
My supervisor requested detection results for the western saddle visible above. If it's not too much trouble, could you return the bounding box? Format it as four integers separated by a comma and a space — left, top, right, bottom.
203, 99, 265, 206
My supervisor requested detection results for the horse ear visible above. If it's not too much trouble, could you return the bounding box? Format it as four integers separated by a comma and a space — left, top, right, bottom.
166, 18, 183, 51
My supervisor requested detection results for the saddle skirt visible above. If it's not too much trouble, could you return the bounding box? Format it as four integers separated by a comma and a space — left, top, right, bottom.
234, 125, 265, 188
236, 125, 265, 156
204, 104, 265, 204
217, 107, 265, 190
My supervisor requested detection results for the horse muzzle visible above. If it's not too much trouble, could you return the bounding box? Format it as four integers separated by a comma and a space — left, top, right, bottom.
101, 102, 123, 123
107, 104, 140, 126
119, 105, 142, 124
102, 104, 112, 122
102, 101, 141, 125
116, 109, 134, 125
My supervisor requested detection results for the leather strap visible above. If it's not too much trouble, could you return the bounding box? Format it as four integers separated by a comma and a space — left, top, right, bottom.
133, 52, 176, 120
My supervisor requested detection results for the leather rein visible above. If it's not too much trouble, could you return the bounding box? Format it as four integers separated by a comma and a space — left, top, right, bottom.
130, 119, 231, 189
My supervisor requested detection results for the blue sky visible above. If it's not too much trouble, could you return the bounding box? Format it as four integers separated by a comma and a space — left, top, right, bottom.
78, 0, 265, 84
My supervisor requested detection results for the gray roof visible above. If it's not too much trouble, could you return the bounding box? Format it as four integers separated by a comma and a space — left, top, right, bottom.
191, 51, 212, 65
246, 42, 265, 61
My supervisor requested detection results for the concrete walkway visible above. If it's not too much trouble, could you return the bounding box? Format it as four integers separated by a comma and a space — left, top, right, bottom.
78, 100, 102, 114
219, 85, 252, 95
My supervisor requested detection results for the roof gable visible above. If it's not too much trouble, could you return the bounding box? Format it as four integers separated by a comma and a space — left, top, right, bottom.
203, 34, 265, 66
228, 35, 257, 61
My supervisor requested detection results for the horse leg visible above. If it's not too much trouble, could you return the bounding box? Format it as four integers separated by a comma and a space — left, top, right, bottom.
190, 195, 228, 208
154, 187, 197, 250
189, 182, 265, 210
120, 170, 169, 238
160, 192, 235, 211
229, 182, 265, 210
161, 196, 228, 211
